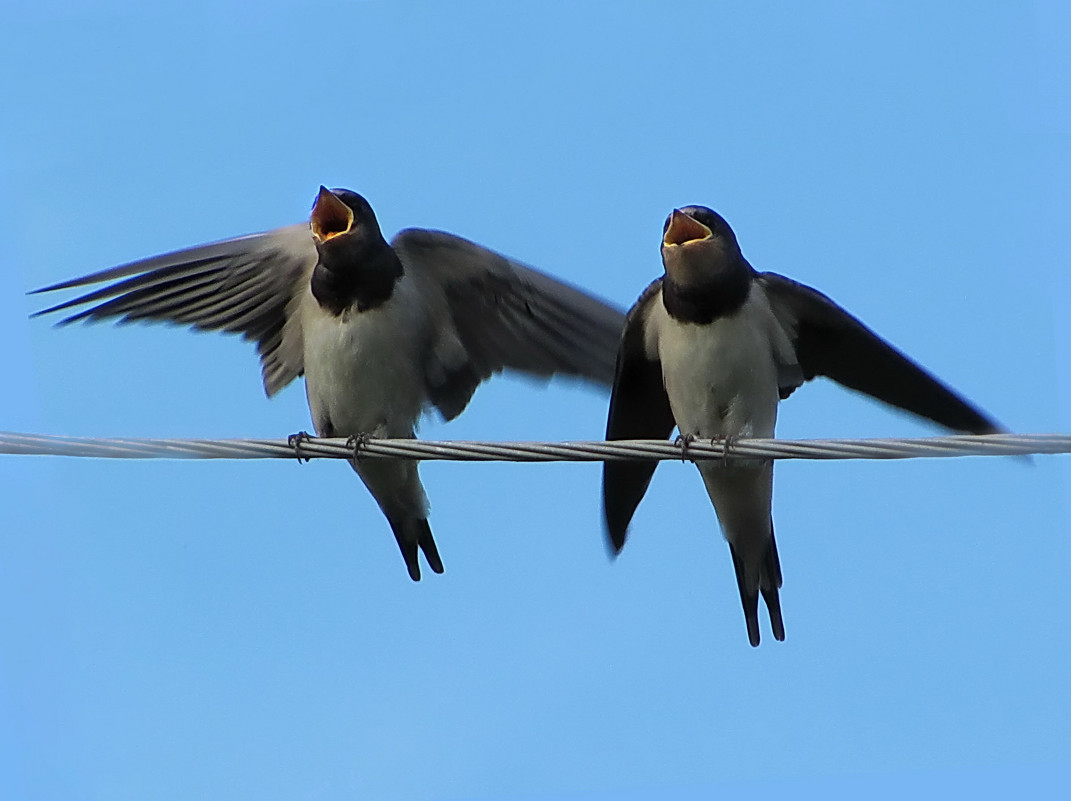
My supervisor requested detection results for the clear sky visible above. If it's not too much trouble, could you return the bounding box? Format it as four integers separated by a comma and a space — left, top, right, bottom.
1, 2, 1069, 799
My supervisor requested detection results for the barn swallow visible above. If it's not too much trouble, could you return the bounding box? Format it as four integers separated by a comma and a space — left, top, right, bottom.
34, 186, 625, 581
603, 206, 1001, 646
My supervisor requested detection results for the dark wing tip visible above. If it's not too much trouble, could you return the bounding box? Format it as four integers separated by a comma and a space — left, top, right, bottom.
603, 465, 638, 554
759, 271, 1004, 436
606, 519, 629, 554
30, 297, 96, 322
28, 277, 91, 295
29, 258, 159, 296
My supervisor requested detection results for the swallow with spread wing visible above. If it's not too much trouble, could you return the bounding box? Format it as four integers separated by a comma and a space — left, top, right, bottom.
35, 187, 625, 581
603, 206, 1002, 646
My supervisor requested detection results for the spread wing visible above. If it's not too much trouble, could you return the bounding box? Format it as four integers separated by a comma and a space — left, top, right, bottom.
391, 228, 626, 420
758, 272, 1001, 433
602, 280, 677, 552
32, 225, 315, 396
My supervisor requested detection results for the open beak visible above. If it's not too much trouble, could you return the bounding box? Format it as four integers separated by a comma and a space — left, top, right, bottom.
663, 209, 712, 247
310, 186, 354, 242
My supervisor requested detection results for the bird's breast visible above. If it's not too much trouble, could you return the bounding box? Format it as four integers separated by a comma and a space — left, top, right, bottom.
300, 279, 428, 437
654, 293, 781, 440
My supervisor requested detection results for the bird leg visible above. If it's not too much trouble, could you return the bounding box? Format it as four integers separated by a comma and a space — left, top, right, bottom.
287, 430, 313, 464
346, 433, 371, 469
710, 434, 737, 466
674, 432, 696, 463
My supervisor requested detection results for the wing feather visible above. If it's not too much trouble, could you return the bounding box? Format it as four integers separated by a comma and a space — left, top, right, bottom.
758, 272, 1001, 433
391, 228, 626, 419
33, 225, 315, 396
602, 280, 677, 551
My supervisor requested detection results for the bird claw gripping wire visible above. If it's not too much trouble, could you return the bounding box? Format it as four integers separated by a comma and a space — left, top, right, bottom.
287, 431, 313, 463
674, 433, 696, 463
346, 433, 371, 468
673, 432, 736, 465
713, 434, 737, 465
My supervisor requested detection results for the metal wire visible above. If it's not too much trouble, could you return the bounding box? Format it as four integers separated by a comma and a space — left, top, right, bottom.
1, 431, 1068, 462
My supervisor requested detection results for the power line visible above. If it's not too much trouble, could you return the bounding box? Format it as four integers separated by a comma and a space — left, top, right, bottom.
1, 431, 1067, 462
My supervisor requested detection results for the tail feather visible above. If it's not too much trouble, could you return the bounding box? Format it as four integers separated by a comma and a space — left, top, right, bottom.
385, 513, 444, 581
728, 523, 785, 646
416, 519, 444, 575
760, 526, 785, 642
729, 543, 762, 647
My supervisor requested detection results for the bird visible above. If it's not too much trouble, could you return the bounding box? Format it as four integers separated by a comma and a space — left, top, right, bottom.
603, 205, 1002, 646
33, 186, 626, 581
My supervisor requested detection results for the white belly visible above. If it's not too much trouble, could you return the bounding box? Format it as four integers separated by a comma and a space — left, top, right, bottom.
300, 280, 428, 438
653, 293, 781, 440
649, 288, 785, 552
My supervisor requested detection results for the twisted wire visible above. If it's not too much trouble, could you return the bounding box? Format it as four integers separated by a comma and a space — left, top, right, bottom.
1, 431, 1068, 462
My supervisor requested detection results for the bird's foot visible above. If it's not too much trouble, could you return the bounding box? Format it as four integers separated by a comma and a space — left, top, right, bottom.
346, 433, 371, 468
674, 432, 696, 463
287, 431, 312, 464
710, 434, 737, 466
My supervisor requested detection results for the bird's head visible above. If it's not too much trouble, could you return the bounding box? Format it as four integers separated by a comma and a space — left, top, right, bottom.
310, 186, 384, 253
309, 187, 399, 314
660, 206, 744, 289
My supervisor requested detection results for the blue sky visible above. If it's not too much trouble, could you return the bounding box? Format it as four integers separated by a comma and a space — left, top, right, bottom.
1, 2, 1069, 799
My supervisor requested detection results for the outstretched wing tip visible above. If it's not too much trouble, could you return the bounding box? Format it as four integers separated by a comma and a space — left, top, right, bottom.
29, 274, 101, 296
760, 271, 1002, 436
29, 226, 313, 396
32, 298, 89, 322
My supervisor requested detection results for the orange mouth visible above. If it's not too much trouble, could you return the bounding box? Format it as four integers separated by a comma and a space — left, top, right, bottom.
310, 186, 354, 242
663, 209, 712, 246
